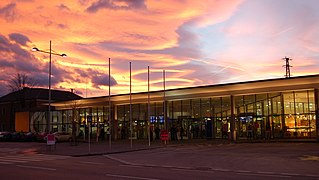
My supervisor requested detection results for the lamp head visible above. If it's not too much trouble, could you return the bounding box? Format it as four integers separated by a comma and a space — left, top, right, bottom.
32, 47, 39, 52
61, 54, 67, 57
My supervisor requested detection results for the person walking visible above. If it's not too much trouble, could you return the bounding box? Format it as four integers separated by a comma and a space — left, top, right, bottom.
106, 127, 110, 141
100, 127, 105, 141
222, 123, 228, 139
155, 126, 160, 140
265, 122, 271, 140
247, 123, 253, 140
180, 126, 184, 141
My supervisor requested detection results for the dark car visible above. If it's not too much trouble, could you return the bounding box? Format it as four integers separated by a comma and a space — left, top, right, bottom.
0, 131, 11, 141
23, 132, 37, 142
7, 132, 24, 142
35, 132, 47, 142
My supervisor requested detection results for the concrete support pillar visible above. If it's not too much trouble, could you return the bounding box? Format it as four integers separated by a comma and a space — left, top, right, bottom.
230, 95, 236, 142
314, 89, 319, 142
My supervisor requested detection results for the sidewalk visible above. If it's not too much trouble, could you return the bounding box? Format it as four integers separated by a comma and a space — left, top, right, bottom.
37, 138, 233, 156
2, 138, 317, 157
37, 139, 176, 156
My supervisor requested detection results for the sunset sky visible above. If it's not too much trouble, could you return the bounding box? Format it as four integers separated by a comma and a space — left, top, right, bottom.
1, 0, 319, 98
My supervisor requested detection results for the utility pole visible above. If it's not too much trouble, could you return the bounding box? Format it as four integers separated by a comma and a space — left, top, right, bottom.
283, 56, 292, 78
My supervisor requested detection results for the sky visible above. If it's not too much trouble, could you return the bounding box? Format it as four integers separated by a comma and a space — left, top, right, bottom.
1, 0, 319, 98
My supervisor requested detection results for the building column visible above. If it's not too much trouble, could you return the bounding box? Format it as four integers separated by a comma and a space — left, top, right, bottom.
230, 95, 236, 142
114, 105, 117, 140
314, 89, 319, 142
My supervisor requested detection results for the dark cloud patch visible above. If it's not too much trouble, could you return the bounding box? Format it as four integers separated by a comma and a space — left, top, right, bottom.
0, 35, 11, 52
30, 72, 48, 87
0, 81, 9, 97
43, 20, 68, 29
9, 33, 31, 46
50, 62, 77, 86
0, 3, 17, 22
125, 33, 153, 41
147, 23, 202, 60
57, 23, 68, 29
0, 33, 41, 73
0, 59, 13, 68
0, 33, 50, 91
75, 68, 91, 79
73, 43, 105, 58
97, 23, 201, 61
46, 20, 53, 26
58, 4, 70, 11
86, 0, 146, 13
92, 74, 117, 89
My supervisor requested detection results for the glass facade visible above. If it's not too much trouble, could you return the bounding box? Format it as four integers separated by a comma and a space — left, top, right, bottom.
113, 89, 317, 140
32, 87, 318, 141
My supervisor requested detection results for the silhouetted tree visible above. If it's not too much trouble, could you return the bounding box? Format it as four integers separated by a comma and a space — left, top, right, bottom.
66, 100, 82, 145
8, 73, 37, 92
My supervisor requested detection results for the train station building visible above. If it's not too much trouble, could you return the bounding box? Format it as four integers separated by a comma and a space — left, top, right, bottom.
41, 74, 319, 142
2, 74, 317, 142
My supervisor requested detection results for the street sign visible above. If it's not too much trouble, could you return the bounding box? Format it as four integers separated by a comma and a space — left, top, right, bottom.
160, 130, 169, 141
47, 134, 55, 145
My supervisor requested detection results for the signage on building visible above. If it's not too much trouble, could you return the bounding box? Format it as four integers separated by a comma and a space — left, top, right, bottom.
47, 134, 55, 145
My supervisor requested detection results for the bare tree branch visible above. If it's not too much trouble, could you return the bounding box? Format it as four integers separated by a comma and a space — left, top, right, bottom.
7, 73, 37, 92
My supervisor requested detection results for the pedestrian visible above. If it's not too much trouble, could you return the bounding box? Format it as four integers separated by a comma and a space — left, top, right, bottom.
222, 123, 228, 139
121, 127, 125, 139
106, 127, 110, 140
265, 122, 271, 140
247, 123, 253, 140
100, 127, 105, 141
188, 125, 193, 139
180, 126, 184, 141
170, 126, 175, 141
150, 127, 153, 141
155, 126, 160, 140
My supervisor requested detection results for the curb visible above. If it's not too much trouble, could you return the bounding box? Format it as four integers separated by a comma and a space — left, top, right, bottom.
71, 145, 167, 157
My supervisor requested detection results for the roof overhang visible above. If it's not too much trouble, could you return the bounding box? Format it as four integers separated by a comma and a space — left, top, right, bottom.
52, 74, 319, 110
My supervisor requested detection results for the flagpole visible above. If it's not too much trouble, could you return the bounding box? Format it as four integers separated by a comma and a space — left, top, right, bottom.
163, 70, 167, 131
108, 58, 112, 151
148, 66, 151, 147
130, 62, 132, 149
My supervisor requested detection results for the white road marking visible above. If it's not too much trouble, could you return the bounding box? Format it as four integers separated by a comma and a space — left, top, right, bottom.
119, 164, 154, 169
235, 170, 252, 173
0, 158, 26, 163
0, 154, 69, 164
16, 165, 56, 171
237, 172, 291, 178
305, 174, 319, 178
79, 161, 104, 165
172, 168, 215, 173
37, 154, 69, 159
257, 171, 276, 174
0, 156, 42, 161
105, 173, 160, 180
0, 161, 12, 164
104, 155, 139, 166
280, 173, 300, 176
211, 168, 231, 172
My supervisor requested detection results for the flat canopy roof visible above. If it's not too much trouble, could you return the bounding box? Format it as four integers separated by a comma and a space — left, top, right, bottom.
53, 74, 319, 110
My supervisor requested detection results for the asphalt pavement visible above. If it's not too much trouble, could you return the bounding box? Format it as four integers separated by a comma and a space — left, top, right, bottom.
0, 138, 317, 157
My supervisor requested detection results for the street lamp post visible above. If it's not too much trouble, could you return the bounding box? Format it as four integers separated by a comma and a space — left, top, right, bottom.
32, 40, 66, 133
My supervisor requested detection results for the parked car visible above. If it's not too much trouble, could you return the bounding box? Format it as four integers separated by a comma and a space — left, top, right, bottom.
35, 132, 48, 142
8, 132, 25, 142
23, 132, 37, 142
44, 132, 73, 142
0, 131, 10, 141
